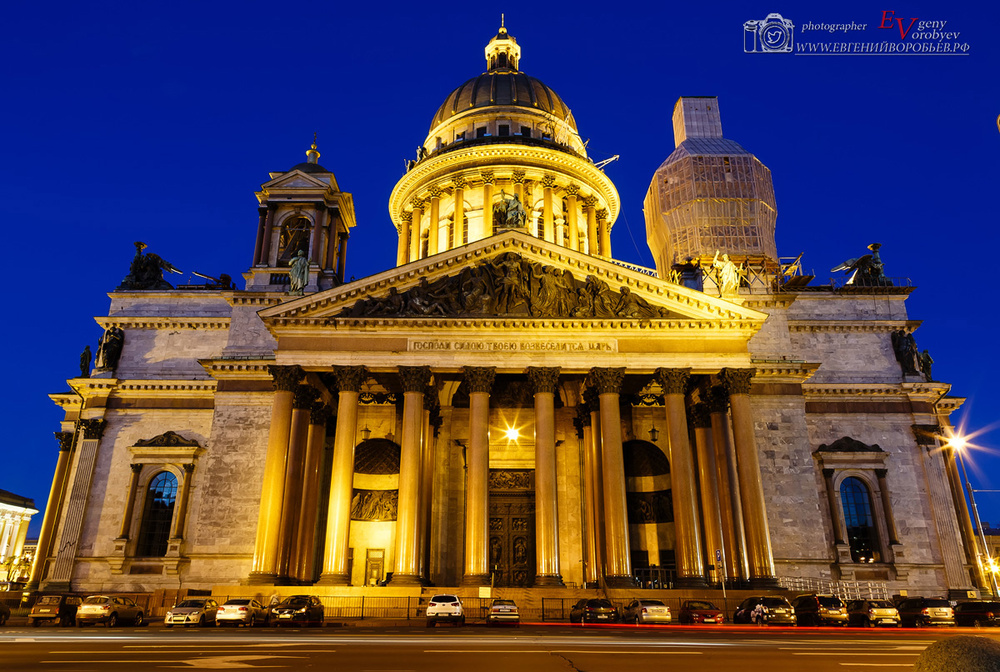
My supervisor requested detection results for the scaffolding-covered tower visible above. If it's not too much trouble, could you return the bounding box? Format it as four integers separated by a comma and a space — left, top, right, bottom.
644, 97, 778, 279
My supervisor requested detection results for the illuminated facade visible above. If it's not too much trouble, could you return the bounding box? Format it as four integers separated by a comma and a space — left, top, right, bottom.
30, 27, 987, 601
0, 490, 37, 583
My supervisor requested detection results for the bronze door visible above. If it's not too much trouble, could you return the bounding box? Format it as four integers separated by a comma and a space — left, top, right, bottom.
488, 497, 535, 587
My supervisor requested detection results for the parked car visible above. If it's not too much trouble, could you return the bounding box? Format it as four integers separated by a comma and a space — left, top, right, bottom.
792, 593, 848, 627
270, 595, 324, 627
426, 594, 464, 627
28, 595, 81, 627
486, 599, 520, 626
75, 595, 144, 627
216, 598, 267, 627
622, 599, 671, 624
0, 602, 9, 626
679, 600, 724, 624
164, 598, 219, 628
897, 597, 955, 628
954, 601, 1000, 628
570, 598, 620, 624
846, 599, 900, 628
733, 596, 796, 626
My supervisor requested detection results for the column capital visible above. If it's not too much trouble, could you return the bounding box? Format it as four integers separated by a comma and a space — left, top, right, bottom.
480, 170, 495, 185
589, 367, 625, 395
596, 208, 608, 221
583, 195, 598, 208
687, 402, 712, 429
269, 365, 304, 392
564, 184, 580, 197
183, 463, 195, 474
656, 367, 691, 395
399, 365, 432, 392
332, 365, 367, 392
526, 367, 561, 395
130, 463, 143, 474
463, 366, 496, 394
428, 186, 443, 199
77, 418, 107, 440
875, 468, 888, 479
310, 404, 333, 425
511, 170, 526, 184
822, 468, 835, 479
55, 431, 74, 452
410, 197, 425, 209
706, 385, 730, 414
452, 176, 467, 190
541, 174, 556, 189
293, 384, 321, 410
719, 368, 755, 396
399, 210, 413, 223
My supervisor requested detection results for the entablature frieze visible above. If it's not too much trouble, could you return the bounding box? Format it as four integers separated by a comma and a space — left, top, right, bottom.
787, 319, 922, 334
802, 383, 916, 400
95, 316, 231, 331
270, 317, 765, 335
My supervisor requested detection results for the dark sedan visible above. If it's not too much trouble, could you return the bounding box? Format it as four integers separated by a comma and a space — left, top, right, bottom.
569, 598, 620, 624
954, 601, 1000, 628
270, 595, 324, 627
733, 596, 796, 626
897, 597, 955, 628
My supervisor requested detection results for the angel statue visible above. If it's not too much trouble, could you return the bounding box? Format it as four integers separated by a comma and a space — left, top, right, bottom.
712, 250, 743, 296
831, 242, 892, 287
117, 241, 182, 291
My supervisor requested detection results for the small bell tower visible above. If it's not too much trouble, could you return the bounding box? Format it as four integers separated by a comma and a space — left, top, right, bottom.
247, 136, 357, 292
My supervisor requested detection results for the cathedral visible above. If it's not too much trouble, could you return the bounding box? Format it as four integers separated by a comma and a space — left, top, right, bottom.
29, 25, 990, 601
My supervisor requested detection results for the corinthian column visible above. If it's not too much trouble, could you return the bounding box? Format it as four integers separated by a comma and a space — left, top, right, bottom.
410, 199, 424, 261
317, 365, 366, 585
391, 365, 433, 585
279, 384, 319, 579
541, 175, 555, 243
527, 367, 563, 585
656, 368, 705, 587
565, 185, 579, 251
249, 365, 303, 584
577, 405, 599, 587
296, 404, 331, 583
462, 366, 495, 585
597, 209, 610, 257
720, 368, 777, 588
708, 385, 747, 583
481, 172, 495, 241
690, 402, 724, 585
27, 431, 75, 590
584, 196, 598, 254
453, 177, 466, 247
397, 212, 412, 266
428, 187, 441, 256
590, 367, 632, 587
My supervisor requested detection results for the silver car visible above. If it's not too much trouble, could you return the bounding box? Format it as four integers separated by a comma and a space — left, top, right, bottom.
75, 595, 144, 627
165, 598, 219, 628
216, 598, 267, 627
623, 599, 672, 624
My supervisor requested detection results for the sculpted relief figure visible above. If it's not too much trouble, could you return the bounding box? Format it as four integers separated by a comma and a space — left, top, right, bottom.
340, 252, 670, 320
95, 326, 125, 371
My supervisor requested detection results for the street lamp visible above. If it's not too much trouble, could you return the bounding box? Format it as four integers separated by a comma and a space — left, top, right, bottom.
949, 434, 1000, 596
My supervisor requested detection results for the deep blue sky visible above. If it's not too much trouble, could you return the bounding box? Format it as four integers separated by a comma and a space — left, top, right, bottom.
3, 1, 998, 538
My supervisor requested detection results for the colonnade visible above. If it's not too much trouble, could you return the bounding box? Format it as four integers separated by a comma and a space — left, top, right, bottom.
248, 364, 777, 588
396, 172, 612, 265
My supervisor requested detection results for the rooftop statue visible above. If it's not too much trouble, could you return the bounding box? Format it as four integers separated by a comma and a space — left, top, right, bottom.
493, 190, 527, 229
289, 250, 309, 294
711, 250, 743, 296
831, 242, 893, 287
117, 241, 182, 291
79, 345, 91, 378
94, 326, 125, 372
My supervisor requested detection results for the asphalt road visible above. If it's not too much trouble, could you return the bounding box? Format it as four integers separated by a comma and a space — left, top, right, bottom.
1, 623, 995, 671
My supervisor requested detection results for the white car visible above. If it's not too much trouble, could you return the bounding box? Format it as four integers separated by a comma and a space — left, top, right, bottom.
216, 598, 267, 627
486, 599, 520, 626
426, 594, 465, 627
165, 598, 218, 628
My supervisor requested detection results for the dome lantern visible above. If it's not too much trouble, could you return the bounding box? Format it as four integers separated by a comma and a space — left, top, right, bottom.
485, 18, 520, 72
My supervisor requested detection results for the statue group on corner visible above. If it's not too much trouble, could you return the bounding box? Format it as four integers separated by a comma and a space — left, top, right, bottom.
891, 328, 932, 381
79, 325, 125, 378
343, 251, 669, 320
493, 190, 527, 229
118, 241, 182, 291
832, 242, 893, 287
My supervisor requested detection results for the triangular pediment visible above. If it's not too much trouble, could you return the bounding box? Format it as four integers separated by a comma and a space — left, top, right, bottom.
259, 231, 767, 325
261, 170, 332, 191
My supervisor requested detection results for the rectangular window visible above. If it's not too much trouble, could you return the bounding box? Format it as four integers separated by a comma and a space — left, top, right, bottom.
542, 132, 552, 141
520, 126, 531, 137
476, 127, 488, 138
455, 131, 465, 142
498, 124, 510, 136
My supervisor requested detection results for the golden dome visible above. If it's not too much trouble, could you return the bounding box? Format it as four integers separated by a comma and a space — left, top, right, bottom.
429, 72, 577, 133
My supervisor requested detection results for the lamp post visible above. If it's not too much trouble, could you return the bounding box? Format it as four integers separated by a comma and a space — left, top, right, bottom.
951, 434, 1000, 596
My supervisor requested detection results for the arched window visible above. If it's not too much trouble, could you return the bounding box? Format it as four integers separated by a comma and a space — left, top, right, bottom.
136, 471, 177, 557
277, 217, 311, 265
841, 477, 881, 563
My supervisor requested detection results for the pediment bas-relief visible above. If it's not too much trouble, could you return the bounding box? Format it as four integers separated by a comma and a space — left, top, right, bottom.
341, 252, 672, 320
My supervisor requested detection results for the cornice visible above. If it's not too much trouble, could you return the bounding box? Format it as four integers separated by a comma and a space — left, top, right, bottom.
226, 294, 285, 308
751, 361, 821, 383
113, 380, 217, 398
95, 316, 231, 330
787, 319, 922, 333
802, 383, 912, 399
271, 316, 764, 334
935, 396, 965, 413
200, 359, 275, 380
389, 144, 620, 224
49, 392, 82, 410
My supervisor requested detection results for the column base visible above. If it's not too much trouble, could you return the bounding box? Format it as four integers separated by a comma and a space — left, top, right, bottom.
246, 572, 279, 586
748, 576, 781, 590
460, 573, 490, 587
604, 574, 637, 588
41, 580, 72, 593
534, 574, 565, 587
315, 573, 350, 586
674, 575, 708, 589
389, 573, 425, 586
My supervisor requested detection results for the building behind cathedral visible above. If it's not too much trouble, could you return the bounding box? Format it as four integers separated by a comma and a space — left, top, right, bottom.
29, 26, 990, 602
